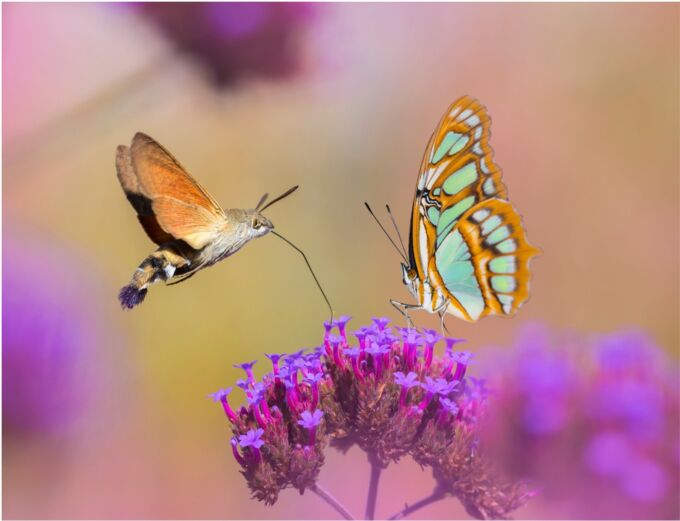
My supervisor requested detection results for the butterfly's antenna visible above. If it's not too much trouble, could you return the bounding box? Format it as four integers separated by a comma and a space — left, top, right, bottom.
385, 204, 408, 260
271, 230, 334, 321
364, 202, 408, 263
260, 185, 299, 212
255, 192, 269, 210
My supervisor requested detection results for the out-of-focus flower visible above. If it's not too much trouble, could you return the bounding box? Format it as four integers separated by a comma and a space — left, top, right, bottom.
212, 316, 531, 517
480, 323, 680, 519
3, 234, 101, 435
133, 3, 317, 88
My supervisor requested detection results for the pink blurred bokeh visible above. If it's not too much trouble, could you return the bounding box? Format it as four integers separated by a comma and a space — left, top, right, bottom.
3, 2, 678, 519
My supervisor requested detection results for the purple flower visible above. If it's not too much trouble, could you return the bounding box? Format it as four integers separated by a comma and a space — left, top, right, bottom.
265, 353, 283, 375
209, 387, 238, 423
440, 397, 460, 416
422, 329, 443, 369
372, 316, 391, 331
422, 377, 458, 396
303, 372, 323, 384
234, 360, 258, 382
298, 409, 324, 429
333, 315, 352, 338
231, 437, 246, 467
354, 329, 368, 349
239, 428, 265, 449
445, 337, 466, 354
298, 408, 324, 445
327, 333, 345, 369
209, 388, 233, 402
394, 371, 420, 389
344, 347, 361, 358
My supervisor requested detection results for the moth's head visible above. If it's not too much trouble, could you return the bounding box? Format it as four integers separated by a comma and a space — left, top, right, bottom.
249, 211, 274, 237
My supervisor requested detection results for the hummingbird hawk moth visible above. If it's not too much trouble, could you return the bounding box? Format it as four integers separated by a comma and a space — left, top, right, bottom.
116, 132, 332, 314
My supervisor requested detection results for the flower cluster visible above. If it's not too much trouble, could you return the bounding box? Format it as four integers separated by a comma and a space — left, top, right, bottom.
480, 323, 680, 519
211, 316, 531, 518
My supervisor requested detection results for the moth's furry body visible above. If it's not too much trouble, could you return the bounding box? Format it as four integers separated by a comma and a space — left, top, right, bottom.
116, 133, 275, 309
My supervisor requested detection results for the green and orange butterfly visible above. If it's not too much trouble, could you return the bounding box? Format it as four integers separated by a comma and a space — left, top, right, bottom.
368, 96, 540, 325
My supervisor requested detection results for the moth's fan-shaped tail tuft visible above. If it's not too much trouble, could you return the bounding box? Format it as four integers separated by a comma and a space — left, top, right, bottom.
118, 284, 148, 309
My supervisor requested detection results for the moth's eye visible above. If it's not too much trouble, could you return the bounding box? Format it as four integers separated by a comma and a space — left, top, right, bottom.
252, 218, 262, 229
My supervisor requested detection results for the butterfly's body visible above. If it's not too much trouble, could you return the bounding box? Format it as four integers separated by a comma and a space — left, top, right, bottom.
387, 96, 540, 324
116, 133, 278, 309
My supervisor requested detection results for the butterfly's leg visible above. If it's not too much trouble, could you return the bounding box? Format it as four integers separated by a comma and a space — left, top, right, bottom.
390, 299, 420, 329
435, 299, 451, 335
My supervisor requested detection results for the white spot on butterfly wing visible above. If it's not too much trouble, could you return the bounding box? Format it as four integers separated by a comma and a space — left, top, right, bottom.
498, 294, 514, 314
467, 114, 481, 127
481, 157, 492, 175
419, 220, 429, 279
471, 209, 491, 222
426, 158, 452, 189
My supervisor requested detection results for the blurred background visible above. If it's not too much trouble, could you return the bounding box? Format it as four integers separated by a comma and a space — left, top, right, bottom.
3, 2, 678, 519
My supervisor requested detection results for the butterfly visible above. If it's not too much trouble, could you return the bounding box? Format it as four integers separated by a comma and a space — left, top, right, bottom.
368, 96, 540, 324
116, 132, 327, 311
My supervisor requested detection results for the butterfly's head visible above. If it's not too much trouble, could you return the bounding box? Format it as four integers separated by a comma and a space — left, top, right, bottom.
249, 211, 274, 237
401, 263, 419, 297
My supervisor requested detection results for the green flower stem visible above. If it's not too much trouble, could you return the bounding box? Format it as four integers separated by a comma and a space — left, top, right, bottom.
387, 486, 447, 520
310, 483, 355, 520
365, 454, 383, 520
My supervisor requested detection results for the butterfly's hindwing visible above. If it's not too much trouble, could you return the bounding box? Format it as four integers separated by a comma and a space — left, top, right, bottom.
428, 198, 540, 321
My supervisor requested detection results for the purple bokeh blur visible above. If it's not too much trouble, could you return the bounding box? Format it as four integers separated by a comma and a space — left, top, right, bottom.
3, 233, 101, 436
481, 324, 680, 519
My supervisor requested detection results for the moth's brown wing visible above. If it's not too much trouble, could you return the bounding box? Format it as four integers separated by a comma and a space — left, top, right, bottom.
125, 133, 226, 250
116, 145, 174, 245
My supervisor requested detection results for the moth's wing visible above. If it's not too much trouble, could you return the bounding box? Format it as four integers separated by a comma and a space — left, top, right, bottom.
116, 145, 175, 245
428, 198, 540, 322
409, 96, 507, 277
126, 132, 225, 250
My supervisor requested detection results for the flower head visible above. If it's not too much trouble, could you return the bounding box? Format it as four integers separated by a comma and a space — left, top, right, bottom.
211, 317, 530, 516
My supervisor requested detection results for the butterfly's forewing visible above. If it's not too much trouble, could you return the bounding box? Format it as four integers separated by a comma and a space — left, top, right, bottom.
410, 96, 539, 321
118, 133, 226, 250
410, 96, 508, 279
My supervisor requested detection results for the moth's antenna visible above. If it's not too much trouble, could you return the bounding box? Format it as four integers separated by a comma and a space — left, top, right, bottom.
271, 230, 334, 321
255, 192, 269, 210
385, 204, 408, 259
260, 185, 299, 212
364, 202, 408, 263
